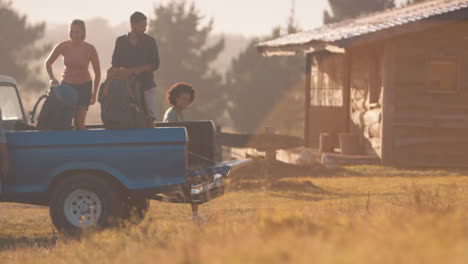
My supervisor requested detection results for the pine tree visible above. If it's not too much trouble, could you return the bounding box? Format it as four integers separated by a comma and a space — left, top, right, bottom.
324, 0, 396, 24
0, 0, 48, 91
225, 23, 304, 133
147, 1, 226, 122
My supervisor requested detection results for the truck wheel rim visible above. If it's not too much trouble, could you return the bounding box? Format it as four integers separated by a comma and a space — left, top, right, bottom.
64, 189, 103, 228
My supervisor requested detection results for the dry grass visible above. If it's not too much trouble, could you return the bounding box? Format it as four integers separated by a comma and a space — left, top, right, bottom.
1, 163, 468, 263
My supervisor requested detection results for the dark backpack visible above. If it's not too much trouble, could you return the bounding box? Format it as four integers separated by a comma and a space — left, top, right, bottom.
98, 77, 150, 129
31, 84, 77, 130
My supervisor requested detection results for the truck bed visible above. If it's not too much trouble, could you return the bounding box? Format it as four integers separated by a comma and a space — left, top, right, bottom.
3, 127, 188, 204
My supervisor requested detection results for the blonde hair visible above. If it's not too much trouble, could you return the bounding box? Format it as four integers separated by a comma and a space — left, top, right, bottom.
70, 19, 86, 40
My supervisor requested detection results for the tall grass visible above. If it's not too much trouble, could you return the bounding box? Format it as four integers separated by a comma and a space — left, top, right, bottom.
1, 165, 467, 263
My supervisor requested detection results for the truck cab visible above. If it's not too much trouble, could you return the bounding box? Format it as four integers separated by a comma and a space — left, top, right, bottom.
0, 75, 250, 233
0, 76, 28, 130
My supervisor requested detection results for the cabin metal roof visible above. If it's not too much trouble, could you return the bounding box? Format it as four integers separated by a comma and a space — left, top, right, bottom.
258, 0, 468, 56
0, 75, 17, 86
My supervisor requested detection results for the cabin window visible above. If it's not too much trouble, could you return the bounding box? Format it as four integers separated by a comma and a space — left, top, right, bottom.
428, 59, 458, 93
311, 55, 344, 107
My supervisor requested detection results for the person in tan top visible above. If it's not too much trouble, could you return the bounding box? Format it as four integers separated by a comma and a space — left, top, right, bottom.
45, 19, 101, 130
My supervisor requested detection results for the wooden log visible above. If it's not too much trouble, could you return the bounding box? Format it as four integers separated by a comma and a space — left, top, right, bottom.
393, 126, 468, 138
393, 120, 468, 130
394, 135, 468, 148
395, 112, 468, 122
396, 103, 468, 114
368, 123, 381, 138
363, 108, 382, 126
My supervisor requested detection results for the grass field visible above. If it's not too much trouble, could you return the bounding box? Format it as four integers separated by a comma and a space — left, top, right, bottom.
1, 161, 468, 263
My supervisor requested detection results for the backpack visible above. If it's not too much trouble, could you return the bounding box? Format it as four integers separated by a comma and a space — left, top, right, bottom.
31, 84, 78, 130
98, 76, 150, 129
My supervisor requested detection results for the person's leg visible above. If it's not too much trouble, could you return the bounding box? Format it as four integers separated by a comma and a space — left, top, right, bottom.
191, 203, 207, 223
73, 81, 92, 130
74, 108, 87, 130
191, 203, 199, 217
143, 88, 157, 127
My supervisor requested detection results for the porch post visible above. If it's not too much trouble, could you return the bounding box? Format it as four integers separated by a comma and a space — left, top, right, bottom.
343, 50, 352, 133
304, 54, 312, 147
381, 43, 396, 166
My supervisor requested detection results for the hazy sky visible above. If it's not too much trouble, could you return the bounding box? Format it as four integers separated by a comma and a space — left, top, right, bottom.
12, 0, 408, 36
11, 0, 328, 36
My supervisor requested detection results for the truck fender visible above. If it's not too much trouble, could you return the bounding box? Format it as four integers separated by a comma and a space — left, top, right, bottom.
47, 162, 130, 191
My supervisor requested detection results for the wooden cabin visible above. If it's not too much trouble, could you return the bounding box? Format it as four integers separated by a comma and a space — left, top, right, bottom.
257, 0, 468, 167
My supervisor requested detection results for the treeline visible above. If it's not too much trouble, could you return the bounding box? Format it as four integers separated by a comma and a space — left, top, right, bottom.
1, 0, 425, 135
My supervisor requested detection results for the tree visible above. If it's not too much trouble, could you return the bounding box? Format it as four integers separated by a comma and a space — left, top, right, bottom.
147, 1, 226, 122
225, 24, 304, 133
324, 0, 396, 24
0, 0, 48, 91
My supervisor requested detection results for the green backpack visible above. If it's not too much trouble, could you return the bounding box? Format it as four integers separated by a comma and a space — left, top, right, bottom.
98, 77, 150, 129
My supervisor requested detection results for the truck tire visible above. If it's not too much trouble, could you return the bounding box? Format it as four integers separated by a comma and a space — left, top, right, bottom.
122, 196, 150, 225
49, 173, 126, 234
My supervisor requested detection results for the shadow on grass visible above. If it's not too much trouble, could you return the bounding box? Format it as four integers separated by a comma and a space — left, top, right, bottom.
0, 236, 59, 251
270, 190, 401, 202
230, 179, 331, 193
230, 159, 468, 180
319, 166, 467, 178
227, 159, 430, 202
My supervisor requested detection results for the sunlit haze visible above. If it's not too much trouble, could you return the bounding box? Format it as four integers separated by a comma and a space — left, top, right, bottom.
13, 0, 328, 36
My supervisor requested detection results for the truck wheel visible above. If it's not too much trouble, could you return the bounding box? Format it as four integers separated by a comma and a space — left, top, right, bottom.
49, 174, 125, 234
123, 196, 150, 225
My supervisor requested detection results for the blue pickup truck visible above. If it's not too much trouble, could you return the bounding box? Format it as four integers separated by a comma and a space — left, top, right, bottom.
0, 75, 250, 233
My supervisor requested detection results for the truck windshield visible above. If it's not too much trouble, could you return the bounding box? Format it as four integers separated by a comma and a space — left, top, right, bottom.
0, 85, 24, 121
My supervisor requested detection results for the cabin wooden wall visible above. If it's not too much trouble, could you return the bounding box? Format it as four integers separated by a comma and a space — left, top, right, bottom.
349, 47, 383, 156
388, 21, 468, 167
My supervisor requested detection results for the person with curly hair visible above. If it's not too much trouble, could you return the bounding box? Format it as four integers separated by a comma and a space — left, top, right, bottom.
163, 82, 196, 123
163, 82, 204, 222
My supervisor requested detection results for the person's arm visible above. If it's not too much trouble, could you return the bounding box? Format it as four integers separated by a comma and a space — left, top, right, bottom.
149, 38, 160, 71
107, 38, 122, 78
45, 43, 64, 87
111, 38, 121, 69
89, 46, 101, 105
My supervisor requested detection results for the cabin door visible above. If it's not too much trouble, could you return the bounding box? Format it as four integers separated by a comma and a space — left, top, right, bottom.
308, 54, 347, 148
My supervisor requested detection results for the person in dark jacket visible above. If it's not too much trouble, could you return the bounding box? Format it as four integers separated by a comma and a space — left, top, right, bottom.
110, 11, 160, 125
